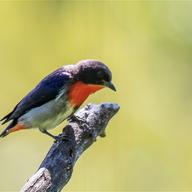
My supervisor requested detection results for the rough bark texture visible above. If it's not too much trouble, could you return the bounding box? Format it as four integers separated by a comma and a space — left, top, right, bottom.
21, 102, 119, 192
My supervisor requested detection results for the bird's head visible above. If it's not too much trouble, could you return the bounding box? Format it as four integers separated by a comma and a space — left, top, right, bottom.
66, 60, 116, 107
74, 60, 116, 91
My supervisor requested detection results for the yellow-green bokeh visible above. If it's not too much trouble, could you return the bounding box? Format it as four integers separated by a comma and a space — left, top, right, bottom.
0, 1, 192, 191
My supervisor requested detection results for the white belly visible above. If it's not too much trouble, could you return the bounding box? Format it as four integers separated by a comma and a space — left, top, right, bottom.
19, 99, 75, 130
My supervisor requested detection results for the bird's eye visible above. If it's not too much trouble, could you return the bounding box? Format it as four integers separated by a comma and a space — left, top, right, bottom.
97, 71, 105, 79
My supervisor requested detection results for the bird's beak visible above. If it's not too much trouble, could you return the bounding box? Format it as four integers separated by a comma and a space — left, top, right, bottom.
103, 81, 116, 91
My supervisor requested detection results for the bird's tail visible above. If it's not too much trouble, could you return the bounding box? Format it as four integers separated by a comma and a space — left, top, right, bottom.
0, 120, 17, 138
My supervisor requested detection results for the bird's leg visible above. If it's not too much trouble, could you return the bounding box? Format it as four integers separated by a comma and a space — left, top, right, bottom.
39, 128, 70, 142
39, 128, 57, 139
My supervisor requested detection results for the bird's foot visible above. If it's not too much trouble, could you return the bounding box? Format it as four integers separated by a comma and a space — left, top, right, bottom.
39, 129, 67, 142
53, 134, 70, 143
39, 128, 72, 143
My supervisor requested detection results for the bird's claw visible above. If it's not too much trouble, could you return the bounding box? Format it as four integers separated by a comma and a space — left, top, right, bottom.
54, 134, 70, 143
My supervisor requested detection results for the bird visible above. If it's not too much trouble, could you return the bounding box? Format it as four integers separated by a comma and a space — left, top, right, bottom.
0, 60, 116, 139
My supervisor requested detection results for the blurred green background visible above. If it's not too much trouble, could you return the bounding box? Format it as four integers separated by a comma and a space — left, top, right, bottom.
0, 1, 192, 191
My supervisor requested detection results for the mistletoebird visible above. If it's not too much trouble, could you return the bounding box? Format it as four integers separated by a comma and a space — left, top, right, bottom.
0, 60, 116, 139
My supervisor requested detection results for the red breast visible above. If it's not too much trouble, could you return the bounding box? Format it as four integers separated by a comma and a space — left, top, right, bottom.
68, 81, 104, 107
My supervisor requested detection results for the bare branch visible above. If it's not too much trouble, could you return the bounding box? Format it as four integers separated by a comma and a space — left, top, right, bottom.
21, 103, 120, 192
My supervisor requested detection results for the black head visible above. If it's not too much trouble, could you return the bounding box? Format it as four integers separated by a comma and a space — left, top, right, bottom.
75, 60, 116, 91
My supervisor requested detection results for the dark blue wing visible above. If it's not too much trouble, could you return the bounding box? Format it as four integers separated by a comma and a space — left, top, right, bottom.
1, 67, 72, 123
